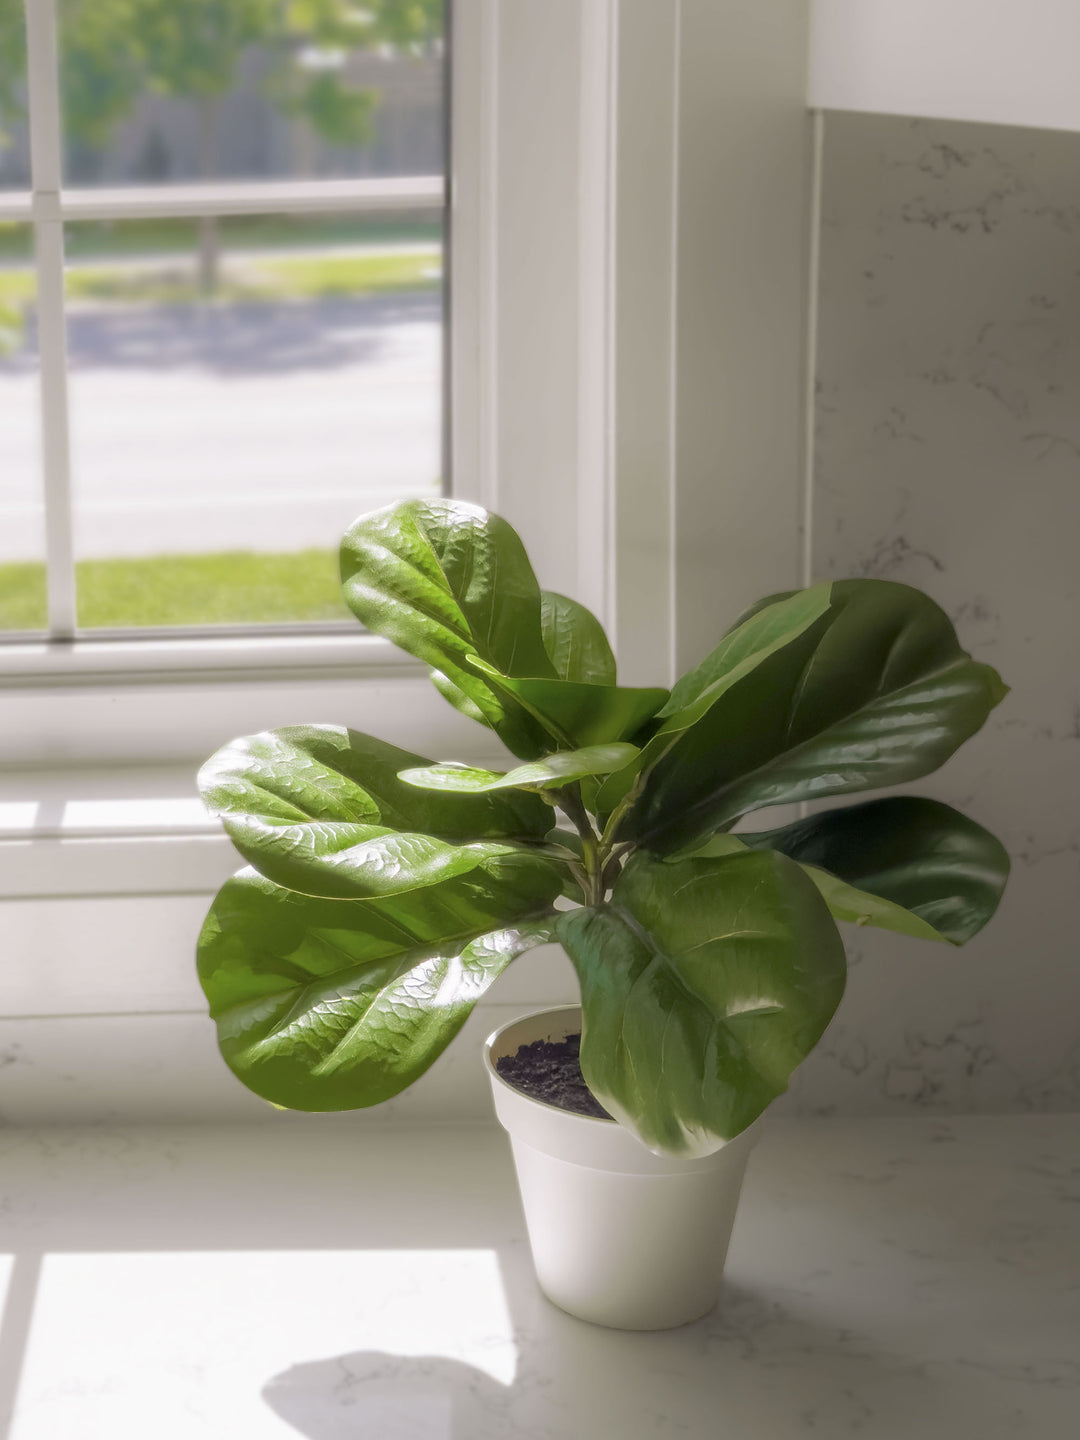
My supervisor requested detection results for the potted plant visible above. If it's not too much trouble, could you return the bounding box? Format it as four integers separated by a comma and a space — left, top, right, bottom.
196, 498, 1009, 1329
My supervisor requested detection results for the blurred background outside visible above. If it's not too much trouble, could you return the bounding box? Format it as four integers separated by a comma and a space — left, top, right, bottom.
0, 0, 445, 632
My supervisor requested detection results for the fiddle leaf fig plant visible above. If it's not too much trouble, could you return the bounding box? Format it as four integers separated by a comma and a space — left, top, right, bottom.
197, 499, 1009, 1158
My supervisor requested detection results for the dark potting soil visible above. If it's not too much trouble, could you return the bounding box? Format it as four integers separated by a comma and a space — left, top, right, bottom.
496, 1033, 614, 1120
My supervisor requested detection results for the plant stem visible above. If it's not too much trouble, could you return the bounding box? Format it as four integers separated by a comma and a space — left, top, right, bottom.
557, 785, 598, 846
504, 840, 584, 863
598, 774, 645, 851
555, 785, 607, 905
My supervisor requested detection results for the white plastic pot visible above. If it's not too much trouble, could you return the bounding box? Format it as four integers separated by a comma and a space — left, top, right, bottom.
484, 1004, 761, 1331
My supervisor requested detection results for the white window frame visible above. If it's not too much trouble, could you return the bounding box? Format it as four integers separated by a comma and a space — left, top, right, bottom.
1, 0, 814, 790
3, 0, 444, 648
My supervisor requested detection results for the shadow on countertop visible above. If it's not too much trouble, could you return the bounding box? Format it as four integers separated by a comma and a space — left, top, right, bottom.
261, 1263, 944, 1440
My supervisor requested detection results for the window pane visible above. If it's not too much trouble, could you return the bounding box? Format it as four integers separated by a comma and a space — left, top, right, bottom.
0, 224, 45, 632
0, 0, 29, 189
65, 211, 443, 630
59, 1, 445, 186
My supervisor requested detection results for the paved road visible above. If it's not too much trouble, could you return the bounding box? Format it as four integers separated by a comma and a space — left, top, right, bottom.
0, 291, 442, 562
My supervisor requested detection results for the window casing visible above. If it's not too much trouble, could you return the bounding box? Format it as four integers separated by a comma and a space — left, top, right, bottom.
2, 0, 813, 781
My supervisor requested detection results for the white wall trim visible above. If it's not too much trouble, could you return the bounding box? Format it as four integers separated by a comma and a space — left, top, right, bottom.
802, 108, 825, 594
809, 0, 1080, 133
669, 0, 811, 675
0, 834, 235, 899
575, 0, 618, 632
604, 0, 682, 686
666, 0, 684, 692
448, 0, 499, 512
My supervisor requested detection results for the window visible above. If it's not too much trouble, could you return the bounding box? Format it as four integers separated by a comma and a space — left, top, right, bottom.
0, 0, 812, 782
0, 0, 446, 641
0, 2, 828, 1117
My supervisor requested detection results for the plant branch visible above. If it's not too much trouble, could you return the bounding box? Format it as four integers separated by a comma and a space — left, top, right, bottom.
565, 861, 589, 899
503, 840, 585, 864
598, 773, 646, 851
556, 785, 599, 846
550, 785, 611, 904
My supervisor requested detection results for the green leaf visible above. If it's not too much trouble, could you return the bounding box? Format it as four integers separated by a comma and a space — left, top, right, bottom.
687, 831, 945, 943
399, 743, 640, 794
198, 869, 556, 1111
200, 725, 551, 839
741, 796, 1010, 945
721, 588, 802, 632
430, 669, 488, 726
657, 582, 833, 721
199, 725, 557, 900
595, 584, 834, 813
339, 499, 555, 757
557, 849, 846, 1157
626, 579, 1008, 853
540, 591, 617, 684
398, 762, 514, 793
469, 655, 668, 751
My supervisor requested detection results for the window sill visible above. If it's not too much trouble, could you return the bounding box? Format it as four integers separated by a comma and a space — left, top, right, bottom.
0, 637, 493, 772
0, 630, 423, 687
0, 765, 233, 898
0, 765, 211, 839
0, 686, 506, 893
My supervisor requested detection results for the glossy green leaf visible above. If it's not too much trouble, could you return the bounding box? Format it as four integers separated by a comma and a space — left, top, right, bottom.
399, 744, 640, 795
741, 796, 1010, 945
198, 868, 556, 1110
595, 584, 834, 813
557, 849, 846, 1157
687, 831, 945, 943
722, 588, 802, 632
469, 655, 668, 751
627, 579, 1008, 853
397, 762, 512, 793
658, 583, 834, 723
430, 669, 488, 726
540, 591, 617, 684
340, 499, 555, 757
200, 725, 550, 839
199, 725, 557, 900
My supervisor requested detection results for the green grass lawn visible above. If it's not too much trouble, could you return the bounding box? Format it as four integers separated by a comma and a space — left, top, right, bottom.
0, 215, 442, 263
0, 248, 441, 316
66, 248, 440, 307
0, 549, 351, 631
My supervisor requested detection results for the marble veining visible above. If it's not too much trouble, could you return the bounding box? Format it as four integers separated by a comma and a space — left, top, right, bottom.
0, 1116, 1076, 1438
807, 113, 1080, 1117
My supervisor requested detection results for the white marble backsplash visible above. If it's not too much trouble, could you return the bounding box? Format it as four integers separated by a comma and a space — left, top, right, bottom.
791, 113, 1080, 1117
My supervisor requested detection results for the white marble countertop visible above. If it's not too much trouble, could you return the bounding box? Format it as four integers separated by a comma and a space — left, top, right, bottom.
0, 1113, 1076, 1438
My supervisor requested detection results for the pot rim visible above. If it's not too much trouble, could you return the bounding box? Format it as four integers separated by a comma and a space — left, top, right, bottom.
483, 1003, 616, 1125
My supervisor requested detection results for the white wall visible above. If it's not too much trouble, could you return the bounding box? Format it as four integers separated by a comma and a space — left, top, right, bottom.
809, 0, 1080, 134
780, 112, 1080, 1118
